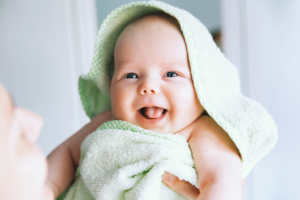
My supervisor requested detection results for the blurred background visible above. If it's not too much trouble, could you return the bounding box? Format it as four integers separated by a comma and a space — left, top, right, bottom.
0, 0, 299, 199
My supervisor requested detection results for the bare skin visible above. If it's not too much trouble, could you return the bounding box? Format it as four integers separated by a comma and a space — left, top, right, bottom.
47, 15, 243, 199
163, 174, 246, 200
0, 83, 52, 200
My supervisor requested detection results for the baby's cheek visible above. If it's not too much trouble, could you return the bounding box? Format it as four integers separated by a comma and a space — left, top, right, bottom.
173, 86, 202, 122
111, 87, 134, 120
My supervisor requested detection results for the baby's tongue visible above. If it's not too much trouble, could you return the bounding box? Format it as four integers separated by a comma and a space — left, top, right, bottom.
143, 107, 164, 119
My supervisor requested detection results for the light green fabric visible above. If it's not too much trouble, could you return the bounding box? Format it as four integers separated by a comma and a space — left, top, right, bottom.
74, 1, 278, 199
79, 75, 111, 118
64, 121, 197, 200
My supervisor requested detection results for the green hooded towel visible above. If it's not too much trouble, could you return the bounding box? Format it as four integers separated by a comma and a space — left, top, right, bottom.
63, 1, 278, 200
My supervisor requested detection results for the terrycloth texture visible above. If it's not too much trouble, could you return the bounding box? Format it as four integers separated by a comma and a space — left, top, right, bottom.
64, 121, 197, 200
73, 1, 278, 199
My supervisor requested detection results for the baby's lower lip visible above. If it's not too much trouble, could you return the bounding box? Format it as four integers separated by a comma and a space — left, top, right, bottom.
137, 109, 167, 124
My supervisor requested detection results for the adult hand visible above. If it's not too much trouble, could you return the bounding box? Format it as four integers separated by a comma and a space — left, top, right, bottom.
40, 184, 55, 200
162, 172, 199, 200
0, 83, 49, 200
163, 172, 246, 200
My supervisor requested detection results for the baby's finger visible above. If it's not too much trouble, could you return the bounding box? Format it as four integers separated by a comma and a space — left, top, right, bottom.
162, 172, 199, 200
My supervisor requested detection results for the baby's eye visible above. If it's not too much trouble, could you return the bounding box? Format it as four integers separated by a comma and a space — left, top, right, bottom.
165, 72, 178, 77
125, 73, 139, 79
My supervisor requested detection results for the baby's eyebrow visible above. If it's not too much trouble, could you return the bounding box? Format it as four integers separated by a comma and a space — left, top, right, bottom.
114, 63, 138, 72
160, 60, 189, 67
162, 63, 190, 71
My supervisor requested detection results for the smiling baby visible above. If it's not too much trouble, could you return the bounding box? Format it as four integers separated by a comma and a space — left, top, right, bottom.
46, 2, 277, 200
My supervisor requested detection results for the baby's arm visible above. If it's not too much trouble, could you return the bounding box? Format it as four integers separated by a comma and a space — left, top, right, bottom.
189, 115, 243, 200
46, 110, 113, 198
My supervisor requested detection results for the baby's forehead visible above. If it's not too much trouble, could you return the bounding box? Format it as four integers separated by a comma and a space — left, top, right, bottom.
127, 12, 182, 34
112, 12, 188, 77
114, 12, 184, 54
114, 12, 185, 55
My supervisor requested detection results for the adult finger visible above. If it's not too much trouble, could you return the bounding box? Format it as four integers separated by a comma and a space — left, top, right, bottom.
162, 172, 199, 200
40, 184, 54, 200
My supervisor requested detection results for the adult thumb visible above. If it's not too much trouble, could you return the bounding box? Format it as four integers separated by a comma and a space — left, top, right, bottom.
162, 172, 199, 200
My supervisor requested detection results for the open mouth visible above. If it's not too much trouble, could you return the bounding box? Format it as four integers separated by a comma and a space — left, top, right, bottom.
139, 107, 167, 120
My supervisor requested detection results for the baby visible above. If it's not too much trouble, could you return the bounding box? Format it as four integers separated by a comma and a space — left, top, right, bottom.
47, 12, 243, 200
106, 13, 243, 199
46, 0, 279, 198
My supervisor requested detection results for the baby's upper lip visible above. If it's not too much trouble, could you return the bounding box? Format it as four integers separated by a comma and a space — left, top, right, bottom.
137, 104, 167, 110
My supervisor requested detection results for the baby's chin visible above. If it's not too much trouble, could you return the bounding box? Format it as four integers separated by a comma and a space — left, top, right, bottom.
112, 112, 181, 134
135, 119, 181, 134
140, 125, 173, 134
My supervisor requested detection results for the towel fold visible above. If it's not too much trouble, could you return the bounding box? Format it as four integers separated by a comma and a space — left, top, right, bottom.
64, 120, 198, 200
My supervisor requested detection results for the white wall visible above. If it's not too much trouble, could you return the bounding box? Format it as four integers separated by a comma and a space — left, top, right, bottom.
0, 0, 97, 155
222, 0, 300, 199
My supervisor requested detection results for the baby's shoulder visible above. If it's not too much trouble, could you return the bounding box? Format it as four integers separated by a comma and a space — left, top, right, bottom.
176, 115, 212, 141
193, 115, 214, 130
187, 115, 217, 142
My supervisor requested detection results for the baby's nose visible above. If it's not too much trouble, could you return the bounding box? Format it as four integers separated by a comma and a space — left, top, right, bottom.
139, 80, 161, 95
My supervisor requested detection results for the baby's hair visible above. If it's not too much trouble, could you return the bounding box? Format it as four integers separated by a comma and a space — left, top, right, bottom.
130, 12, 182, 33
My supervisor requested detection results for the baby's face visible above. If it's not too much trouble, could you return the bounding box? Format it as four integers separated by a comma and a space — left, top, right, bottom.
111, 17, 204, 134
